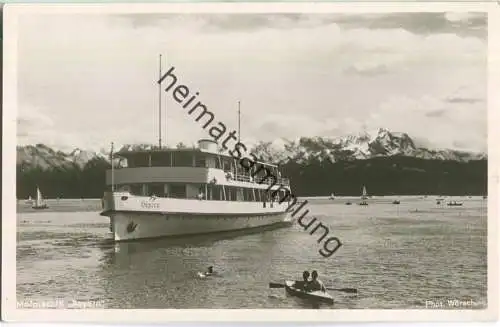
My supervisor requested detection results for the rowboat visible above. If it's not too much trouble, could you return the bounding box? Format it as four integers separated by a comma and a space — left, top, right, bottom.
284, 280, 334, 305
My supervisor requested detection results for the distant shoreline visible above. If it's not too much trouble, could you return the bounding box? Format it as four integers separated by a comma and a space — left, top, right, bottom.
17, 195, 486, 201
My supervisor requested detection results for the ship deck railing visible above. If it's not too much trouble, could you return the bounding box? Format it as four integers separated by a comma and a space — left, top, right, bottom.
226, 172, 290, 187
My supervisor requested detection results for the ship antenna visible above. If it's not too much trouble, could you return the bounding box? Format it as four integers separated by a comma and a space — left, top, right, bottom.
110, 142, 115, 192
238, 100, 241, 143
158, 54, 162, 149
164, 55, 167, 148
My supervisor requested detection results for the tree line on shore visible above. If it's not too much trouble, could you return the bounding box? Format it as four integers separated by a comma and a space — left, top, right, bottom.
16, 156, 487, 199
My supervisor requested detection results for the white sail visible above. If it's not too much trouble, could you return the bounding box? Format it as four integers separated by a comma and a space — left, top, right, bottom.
36, 187, 44, 206
362, 185, 368, 199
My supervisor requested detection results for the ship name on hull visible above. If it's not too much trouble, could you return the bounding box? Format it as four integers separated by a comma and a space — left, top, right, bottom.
140, 201, 160, 209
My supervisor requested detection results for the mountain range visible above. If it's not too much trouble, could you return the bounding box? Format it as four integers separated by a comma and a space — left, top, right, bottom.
16, 128, 486, 170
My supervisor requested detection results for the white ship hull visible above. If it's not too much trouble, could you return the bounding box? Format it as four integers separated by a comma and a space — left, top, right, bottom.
101, 192, 293, 241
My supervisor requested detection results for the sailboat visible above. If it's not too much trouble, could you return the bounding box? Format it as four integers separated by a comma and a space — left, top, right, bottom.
24, 196, 34, 204
359, 185, 368, 206
329, 193, 335, 200
447, 200, 463, 207
32, 187, 49, 210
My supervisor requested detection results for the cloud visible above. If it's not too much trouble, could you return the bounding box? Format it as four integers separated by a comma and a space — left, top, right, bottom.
333, 12, 486, 39
16, 12, 486, 152
363, 92, 486, 152
425, 109, 447, 118
115, 13, 487, 39
17, 105, 54, 137
343, 63, 389, 76
446, 97, 482, 104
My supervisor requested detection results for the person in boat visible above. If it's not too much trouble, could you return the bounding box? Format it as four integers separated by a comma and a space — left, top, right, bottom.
293, 270, 310, 290
305, 270, 326, 293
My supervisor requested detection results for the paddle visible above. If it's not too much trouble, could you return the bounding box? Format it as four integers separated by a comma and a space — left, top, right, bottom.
269, 282, 357, 293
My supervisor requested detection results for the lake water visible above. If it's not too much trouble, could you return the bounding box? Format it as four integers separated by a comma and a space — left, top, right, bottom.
16, 196, 487, 309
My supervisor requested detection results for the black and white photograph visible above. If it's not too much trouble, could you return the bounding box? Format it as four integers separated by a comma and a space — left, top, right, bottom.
2, 2, 498, 322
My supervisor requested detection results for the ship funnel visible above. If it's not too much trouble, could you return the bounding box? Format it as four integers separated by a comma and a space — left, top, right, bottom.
198, 139, 218, 152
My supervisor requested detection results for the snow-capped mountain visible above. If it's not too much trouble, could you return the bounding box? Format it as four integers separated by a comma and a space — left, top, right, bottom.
252, 128, 486, 164
16, 144, 108, 170
16, 129, 486, 170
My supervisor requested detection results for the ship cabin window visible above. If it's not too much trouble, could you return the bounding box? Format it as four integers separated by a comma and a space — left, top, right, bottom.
169, 183, 187, 199
149, 183, 165, 197
120, 182, 288, 203
227, 187, 236, 201
194, 154, 207, 168
127, 154, 149, 168
205, 156, 217, 169
117, 185, 131, 193
151, 152, 171, 167
129, 184, 142, 195
172, 151, 192, 167
221, 158, 233, 173
243, 188, 250, 201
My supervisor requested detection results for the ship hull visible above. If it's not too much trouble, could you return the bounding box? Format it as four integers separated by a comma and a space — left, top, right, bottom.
108, 211, 290, 241
101, 192, 293, 241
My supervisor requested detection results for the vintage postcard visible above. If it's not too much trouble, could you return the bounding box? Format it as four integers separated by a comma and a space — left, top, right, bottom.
2, 2, 499, 323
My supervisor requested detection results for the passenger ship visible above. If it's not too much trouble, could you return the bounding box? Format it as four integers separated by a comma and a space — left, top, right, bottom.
100, 139, 294, 241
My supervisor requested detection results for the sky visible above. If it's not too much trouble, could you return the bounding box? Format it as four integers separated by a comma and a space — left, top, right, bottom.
16, 12, 487, 153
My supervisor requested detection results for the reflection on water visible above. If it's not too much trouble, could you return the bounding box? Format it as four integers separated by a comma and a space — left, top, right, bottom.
17, 197, 487, 309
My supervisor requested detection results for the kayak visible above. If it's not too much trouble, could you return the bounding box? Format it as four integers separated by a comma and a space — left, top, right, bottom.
284, 280, 334, 305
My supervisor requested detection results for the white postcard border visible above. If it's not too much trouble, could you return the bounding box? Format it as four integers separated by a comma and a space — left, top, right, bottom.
2, 2, 498, 322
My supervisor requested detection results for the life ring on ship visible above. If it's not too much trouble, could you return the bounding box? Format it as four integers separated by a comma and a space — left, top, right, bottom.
126, 221, 138, 234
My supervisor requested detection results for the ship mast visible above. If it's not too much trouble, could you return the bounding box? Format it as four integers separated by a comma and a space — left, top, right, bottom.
110, 142, 115, 192
158, 54, 162, 149
238, 100, 241, 143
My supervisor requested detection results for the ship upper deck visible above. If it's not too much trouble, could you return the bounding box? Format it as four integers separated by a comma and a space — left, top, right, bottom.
109, 139, 290, 187
115, 146, 279, 168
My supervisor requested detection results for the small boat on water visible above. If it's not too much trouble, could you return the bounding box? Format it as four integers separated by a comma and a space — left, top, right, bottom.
32, 187, 49, 210
197, 266, 215, 279
361, 186, 368, 200
24, 196, 34, 205
392, 200, 400, 205
345, 201, 352, 205
284, 280, 334, 305
196, 271, 213, 279
329, 193, 335, 200
447, 201, 463, 206
358, 185, 369, 206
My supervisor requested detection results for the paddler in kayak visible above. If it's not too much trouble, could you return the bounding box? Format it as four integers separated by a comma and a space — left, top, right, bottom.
293, 270, 310, 290
305, 270, 326, 292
